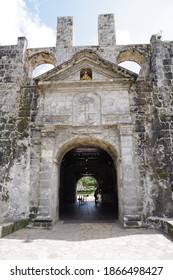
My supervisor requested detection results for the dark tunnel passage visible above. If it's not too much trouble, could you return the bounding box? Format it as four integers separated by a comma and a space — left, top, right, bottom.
59, 146, 118, 222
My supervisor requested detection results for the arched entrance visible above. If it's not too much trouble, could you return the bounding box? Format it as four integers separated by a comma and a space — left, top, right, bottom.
59, 146, 118, 221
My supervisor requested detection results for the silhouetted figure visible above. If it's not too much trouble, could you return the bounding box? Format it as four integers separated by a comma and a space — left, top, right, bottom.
94, 188, 99, 205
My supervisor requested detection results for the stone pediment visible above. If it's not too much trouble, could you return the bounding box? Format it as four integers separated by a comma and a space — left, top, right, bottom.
34, 50, 138, 84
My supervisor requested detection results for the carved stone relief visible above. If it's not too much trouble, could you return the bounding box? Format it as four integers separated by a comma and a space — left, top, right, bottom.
73, 92, 101, 125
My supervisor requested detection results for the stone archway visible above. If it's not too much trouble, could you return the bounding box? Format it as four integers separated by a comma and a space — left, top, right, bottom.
117, 50, 145, 65
28, 51, 56, 79
53, 138, 120, 223
59, 146, 118, 221
37, 127, 141, 228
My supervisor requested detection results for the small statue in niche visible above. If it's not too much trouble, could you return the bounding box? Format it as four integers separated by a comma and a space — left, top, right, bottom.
80, 68, 92, 80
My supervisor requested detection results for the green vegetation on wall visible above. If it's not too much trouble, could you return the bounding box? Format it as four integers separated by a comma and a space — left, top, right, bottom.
17, 92, 30, 136
157, 169, 168, 179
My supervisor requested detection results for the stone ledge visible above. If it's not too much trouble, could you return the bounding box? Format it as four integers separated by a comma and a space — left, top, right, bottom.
28, 219, 53, 229
147, 217, 173, 240
0, 219, 29, 238
123, 215, 143, 228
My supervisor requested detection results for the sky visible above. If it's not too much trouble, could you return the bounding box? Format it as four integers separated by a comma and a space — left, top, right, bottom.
0, 0, 173, 48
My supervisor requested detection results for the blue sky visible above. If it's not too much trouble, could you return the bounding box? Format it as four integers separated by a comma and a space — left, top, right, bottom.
1, 0, 173, 48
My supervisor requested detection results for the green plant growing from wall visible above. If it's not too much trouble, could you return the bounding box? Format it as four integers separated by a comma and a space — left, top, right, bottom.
19, 219, 29, 229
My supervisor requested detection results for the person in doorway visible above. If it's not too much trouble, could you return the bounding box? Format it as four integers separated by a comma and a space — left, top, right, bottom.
94, 187, 99, 205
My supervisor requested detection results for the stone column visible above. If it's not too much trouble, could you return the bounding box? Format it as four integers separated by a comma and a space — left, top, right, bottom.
98, 14, 116, 47
35, 130, 55, 228
52, 158, 60, 222
118, 125, 141, 227
55, 16, 74, 64
56, 16, 73, 48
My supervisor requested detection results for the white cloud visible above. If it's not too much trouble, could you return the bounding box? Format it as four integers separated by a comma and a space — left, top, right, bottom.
0, 0, 55, 47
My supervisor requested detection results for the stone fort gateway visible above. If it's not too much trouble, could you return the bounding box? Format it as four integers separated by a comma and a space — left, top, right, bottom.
0, 14, 173, 232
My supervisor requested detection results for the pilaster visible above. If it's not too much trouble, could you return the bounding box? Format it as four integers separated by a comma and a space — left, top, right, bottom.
118, 125, 141, 227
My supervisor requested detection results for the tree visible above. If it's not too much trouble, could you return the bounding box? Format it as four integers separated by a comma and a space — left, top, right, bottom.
77, 176, 98, 195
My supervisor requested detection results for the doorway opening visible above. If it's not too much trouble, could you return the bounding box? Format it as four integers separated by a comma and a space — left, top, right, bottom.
76, 175, 98, 201
59, 146, 118, 222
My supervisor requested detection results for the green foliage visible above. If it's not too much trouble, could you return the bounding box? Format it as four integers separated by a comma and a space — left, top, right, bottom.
19, 219, 29, 229
80, 176, 97, 187
77, 189, 94, 195
77, 176, 98, 195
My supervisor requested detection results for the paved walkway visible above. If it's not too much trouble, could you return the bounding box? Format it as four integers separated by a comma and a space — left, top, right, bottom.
0, 221, 173, 260
1, 198, 173, 260
60, 196, 118, 221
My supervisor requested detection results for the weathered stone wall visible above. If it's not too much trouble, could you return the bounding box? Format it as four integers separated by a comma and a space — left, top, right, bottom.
0, 38, 31, 222
143, 36, 173, 218
128, 80, 151, 222
0, 14, 173, 227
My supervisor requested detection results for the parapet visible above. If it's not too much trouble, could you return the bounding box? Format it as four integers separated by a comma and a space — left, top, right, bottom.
56, 14, 116, 48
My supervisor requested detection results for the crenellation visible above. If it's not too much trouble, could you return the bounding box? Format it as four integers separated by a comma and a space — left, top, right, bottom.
56, 16, 74, 48
98, 14, 116, 47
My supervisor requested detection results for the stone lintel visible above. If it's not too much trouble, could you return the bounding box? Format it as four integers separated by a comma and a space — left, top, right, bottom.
72, 130, 102, 135
37, 80, 131, 89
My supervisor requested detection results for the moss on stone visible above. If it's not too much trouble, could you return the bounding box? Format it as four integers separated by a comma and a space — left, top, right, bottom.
156, 108, 166, 119
17, 117, 29, 133
157, 169, 168, 179
17, 93, 31, 135
19, 219, 29, 229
